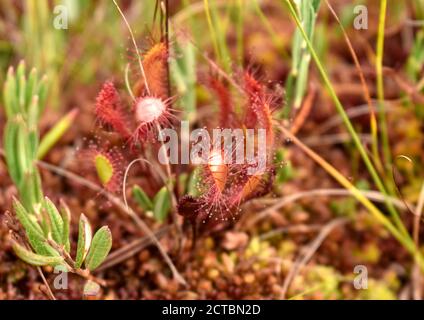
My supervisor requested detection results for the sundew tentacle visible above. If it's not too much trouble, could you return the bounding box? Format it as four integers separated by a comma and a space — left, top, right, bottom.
95, 81, 132, 139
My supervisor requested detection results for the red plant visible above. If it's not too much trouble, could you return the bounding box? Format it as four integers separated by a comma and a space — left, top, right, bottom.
243, 71, 275, 153
208, 76, 236, 128
94, 42, 173, 145
91, 38, 277, 236
178, 72, 276, 234
95, 81, 131, 139
133, 42, 169, 99
81, 41, 174, 196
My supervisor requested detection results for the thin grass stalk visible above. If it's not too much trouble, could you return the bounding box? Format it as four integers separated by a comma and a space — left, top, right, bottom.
283, 0, 409, 238
112, 0, 151, 96
209, 0, 232, 72
235, 0, 244, 65
376, 0, 392, 173
253, 0, 287, 58
278, 124, 424, 271
324, 0, 382, 177
204, 0, 221, 64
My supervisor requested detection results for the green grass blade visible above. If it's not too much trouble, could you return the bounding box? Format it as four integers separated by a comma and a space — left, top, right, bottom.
37, 108, 78, 159
283, 0, 409, 238
84, 226, 112, 271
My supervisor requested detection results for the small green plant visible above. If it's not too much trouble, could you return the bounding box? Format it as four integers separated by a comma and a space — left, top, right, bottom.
282, 0, 424, 271
132, 185, 171, 223
9, 197, 112, 280
3, 61, 48, 210
284, 0, 321, 116
2, 61, 111, 290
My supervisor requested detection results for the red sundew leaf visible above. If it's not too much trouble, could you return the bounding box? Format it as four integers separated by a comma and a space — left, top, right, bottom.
228, 166, 276, 207
243, 72, 275, 149
180, 160, 276, 236
208, 77, 236, 128
133, 42, 169, 100
95, 81, 132, 139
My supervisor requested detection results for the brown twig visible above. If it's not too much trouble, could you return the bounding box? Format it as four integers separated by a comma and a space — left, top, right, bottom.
249, 188, 412, 228
325, 0, 375, 122
46, 239, 108, 287
315, 103, 396, 135
96, 226, 170, 272
303, 133, 372, 147
259, 224, 324, 240
37, 267, 56, 300
290, 86, 316, 135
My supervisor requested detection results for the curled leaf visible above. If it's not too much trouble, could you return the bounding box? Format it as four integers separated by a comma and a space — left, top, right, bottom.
75, 214, 92, 269
59, 200, 71, 253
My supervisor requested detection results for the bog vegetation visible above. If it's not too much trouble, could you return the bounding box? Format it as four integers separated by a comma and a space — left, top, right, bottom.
0, 0, 423, 300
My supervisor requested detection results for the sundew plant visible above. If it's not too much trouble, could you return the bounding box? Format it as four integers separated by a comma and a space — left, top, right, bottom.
0, 0, 423, 300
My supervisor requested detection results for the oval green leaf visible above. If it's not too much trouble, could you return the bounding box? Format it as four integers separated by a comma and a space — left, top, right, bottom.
12, 241, 64, 267
84, 226, 112, 271
43, 197, 64, 245
153, 187, 171, 223
132, 185, 153, 211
